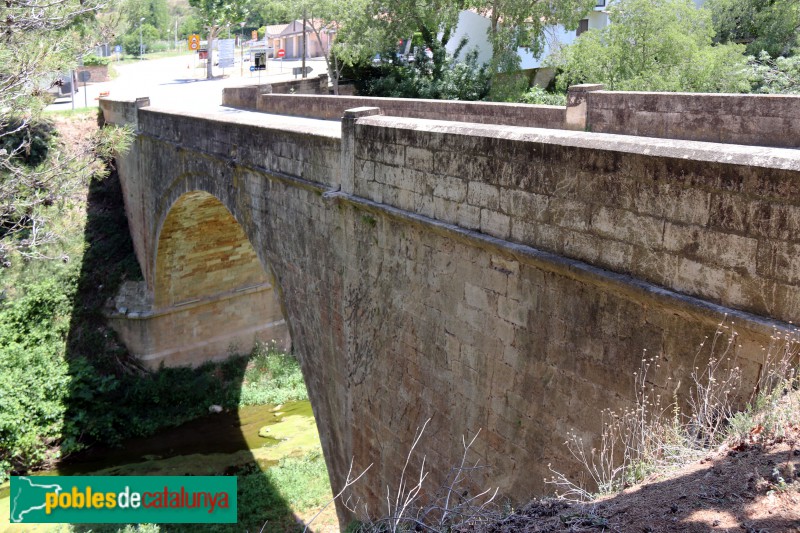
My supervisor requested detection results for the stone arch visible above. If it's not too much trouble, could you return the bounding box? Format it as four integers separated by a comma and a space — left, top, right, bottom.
146, 190, 290, 367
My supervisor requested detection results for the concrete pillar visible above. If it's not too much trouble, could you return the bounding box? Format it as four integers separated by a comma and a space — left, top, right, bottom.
340, 107, 382, 195
565, 83, 604, 131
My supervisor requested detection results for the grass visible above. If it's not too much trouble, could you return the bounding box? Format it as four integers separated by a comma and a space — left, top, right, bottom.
239, 343, 309, 407
0, 112, 309, 483
114, 49, 194, 66
547, 318, 800, 501
43, 109, 101, 119
61, 453, 332, 533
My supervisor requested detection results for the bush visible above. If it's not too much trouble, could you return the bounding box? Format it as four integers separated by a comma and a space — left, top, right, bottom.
0, 276, 75, 480
239, 341, 308, 406
748, 52, 800, 94
82, 54, 111, 67
0, 118, 56, 168
519, 86, 567, 106
357, 41, 490, 101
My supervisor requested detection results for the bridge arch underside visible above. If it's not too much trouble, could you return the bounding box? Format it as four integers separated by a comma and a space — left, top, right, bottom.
143, 190, 290, 367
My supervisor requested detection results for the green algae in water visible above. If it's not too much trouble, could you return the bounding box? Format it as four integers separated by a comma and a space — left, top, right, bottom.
0, 400, 330, 531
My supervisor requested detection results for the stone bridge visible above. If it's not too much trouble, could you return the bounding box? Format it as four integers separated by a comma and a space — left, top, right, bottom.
100, 92, 800, 524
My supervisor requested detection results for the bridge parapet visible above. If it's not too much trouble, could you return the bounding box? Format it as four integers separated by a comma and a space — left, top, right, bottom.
224, 86, 800, 149
349, 115, 800, 324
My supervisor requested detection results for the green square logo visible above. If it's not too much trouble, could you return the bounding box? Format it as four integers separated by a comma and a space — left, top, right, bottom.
9, 476, 237, 523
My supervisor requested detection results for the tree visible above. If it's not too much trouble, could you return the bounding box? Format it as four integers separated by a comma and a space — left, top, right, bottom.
188, 0, 250, 78
0, 0, 130, 264
124, 0, 170, 38
288, 0, 376, 94
251, 0, 292, 26
748, 52, 800, 93
364, 0, 467, 80
121, 23, 160, 55
552, 0, 751, 92
473, 0, 595, 74
705, 0, 799, 58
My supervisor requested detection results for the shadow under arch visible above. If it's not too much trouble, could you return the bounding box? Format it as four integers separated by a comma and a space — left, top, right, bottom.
61, 168, 331, 532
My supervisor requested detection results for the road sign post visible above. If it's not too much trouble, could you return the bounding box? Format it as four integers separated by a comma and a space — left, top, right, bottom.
277, 48, 285, 73
78, 70, 90, 108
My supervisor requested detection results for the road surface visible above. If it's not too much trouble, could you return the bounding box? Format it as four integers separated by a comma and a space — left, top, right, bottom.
47, 53, 330, 112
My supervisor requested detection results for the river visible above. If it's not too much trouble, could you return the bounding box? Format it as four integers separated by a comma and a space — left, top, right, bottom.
0, 401, 338, 532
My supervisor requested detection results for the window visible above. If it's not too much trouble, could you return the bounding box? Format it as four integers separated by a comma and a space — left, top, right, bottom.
577, 19, 589, 37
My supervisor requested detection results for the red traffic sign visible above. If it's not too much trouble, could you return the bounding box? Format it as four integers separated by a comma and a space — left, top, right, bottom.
277, 48, 285, 58
188, 34, 201, 51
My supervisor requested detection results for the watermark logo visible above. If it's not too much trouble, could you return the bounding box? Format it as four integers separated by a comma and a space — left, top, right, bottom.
10, 476, 237, 524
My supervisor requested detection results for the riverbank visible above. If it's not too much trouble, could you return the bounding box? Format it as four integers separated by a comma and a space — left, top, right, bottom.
0, 110, 336, 531
0, 401, 338, 532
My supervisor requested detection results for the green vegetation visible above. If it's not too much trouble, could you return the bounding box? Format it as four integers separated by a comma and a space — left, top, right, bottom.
121, 24, 161, 56
548, 322, 800, 500
239, 343, 309, 406
706, 0, 799, 58
748, 52, 800, 94
551, 0, 751, 92
58, 453, 332, 532
0, 112, 309, 483
81, 54, 112, 67
355, 44, 491, 101
518, 86, 567, 106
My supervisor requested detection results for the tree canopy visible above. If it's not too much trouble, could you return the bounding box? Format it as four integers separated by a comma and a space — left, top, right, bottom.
705, 0, 799, 58
0, 0, 130, 264
473, 0, 595, 73
552, 0, 751, 92
123, 0, 170, 38
188, 0, 250, 77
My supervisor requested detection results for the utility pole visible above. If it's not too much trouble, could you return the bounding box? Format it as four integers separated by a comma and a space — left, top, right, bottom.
139, 17, 145, 59
302, 6, 307, 78
240, 21, 245, 77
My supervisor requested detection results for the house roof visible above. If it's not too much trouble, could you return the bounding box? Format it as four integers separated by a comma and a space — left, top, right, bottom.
264, 23, 289, 37
278, 20, 315, 36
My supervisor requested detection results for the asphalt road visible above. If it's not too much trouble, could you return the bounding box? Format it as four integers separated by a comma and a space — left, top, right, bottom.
46, 53, 330, 112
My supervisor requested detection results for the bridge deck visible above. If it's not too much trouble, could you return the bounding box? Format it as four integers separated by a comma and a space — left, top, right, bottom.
146, 104, 343, 139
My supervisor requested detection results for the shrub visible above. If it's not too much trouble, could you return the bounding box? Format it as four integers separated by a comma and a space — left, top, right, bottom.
519, 86, 567, 106
547, 319, 800, 500
357, 40, 490, 101
0, 118, 56, 168
82, 54, 111, 67
748, 52, 800, 94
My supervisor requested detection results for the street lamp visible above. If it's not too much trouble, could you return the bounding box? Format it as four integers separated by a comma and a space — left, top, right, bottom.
139, 17, 146, 60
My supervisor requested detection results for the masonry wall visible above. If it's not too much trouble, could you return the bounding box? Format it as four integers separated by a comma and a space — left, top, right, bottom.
103, 98, 794, 524
352, 116, 800, 324
100, 97, 151, 278
221, 75, 329, 108
586, 91, 800, 148
220, 84, 272, 108
108, 285, 291, 367
225, 88, 800, 149
256, 94, 566, 128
